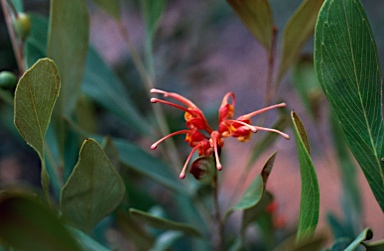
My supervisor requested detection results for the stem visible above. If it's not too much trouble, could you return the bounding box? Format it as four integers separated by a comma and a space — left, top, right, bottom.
264, 26, 278, 108
1, 0, 25, 74
212, 172, 225, 251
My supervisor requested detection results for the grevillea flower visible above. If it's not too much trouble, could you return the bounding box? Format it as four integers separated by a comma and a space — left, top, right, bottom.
150, 88, 290, 179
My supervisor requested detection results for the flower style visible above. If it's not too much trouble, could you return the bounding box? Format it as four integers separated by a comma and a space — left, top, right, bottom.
150, 88, 290, 179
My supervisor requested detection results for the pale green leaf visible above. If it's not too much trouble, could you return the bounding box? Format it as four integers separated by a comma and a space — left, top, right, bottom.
14, 58, 60, 160
226, 0, 274, 51
291, 111, 319, 242
0, 192, 82, 251
276, 0, 324, 83
47, 0, 89, 116
92, 0, 120, 19
226, 152, 276, 220
345, 228, 373, 251
314, 0, 384, 210
60, 138, 125, 233
363, 239, 384, 251
129, 208, 202, 237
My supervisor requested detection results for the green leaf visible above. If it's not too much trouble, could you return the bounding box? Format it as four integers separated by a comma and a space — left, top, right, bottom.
10, 0, 23, 12
272, 234, 326, 251
226, 0, 274, 51
292, 56, 323, 121
314, 0, 384, 210
0, 192, 82, 251
69, 227, 111, 251
118, 212, 155, 250
47, 0, 89, 116
82, 47, 153, 136
14, 58, 60, 161
226, 152, 276, 220
291, 111, 319, 242
113, 138, 184, 193
129, 208, 202, 237
140, 0, 166, 40
60, 138, 125, 233
276, 0, 324, 84
345, 228, 373, 251
242, 191, 273, 232
91, 0, 120, 19
24, 14, 48, 68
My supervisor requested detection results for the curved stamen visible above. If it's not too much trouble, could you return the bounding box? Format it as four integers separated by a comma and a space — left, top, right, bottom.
226, 120, 257, 132
253, 126, 290, 140
210, 131, 223, 170
179, 144, 200, 179
151, 129, 191, 150
151, 88, 198, 108
151, 98, 193, 115
241, 103, 286, 120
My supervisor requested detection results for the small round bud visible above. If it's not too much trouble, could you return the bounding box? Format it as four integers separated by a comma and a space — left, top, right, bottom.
13, 13, 31, 41
189, 157, 216, 182
0, 71, 17, 89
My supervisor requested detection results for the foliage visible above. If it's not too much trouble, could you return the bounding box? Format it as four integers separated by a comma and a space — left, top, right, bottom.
0, 0, 383, 250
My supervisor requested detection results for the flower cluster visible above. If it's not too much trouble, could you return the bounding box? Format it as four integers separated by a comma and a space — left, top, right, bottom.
150, 88, 290, 179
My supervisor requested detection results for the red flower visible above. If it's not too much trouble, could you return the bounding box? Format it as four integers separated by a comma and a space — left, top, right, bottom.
150, 88, 290, 179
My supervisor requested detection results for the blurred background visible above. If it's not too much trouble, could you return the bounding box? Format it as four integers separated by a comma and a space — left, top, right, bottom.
1, 0, 384, 246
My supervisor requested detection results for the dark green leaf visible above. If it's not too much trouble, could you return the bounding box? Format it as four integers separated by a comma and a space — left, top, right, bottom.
61, 138, 125, 232
24, 14, 48, 68
226, 0, 274, 51
47, 0, 89, 116
10, 0, 23, 12
82, 47, 153, 136
113, 138, 184, 193
364, 239, 384, 251
276, 0, 324, 83
129, 208, 202, 237
242, 191, 273, 232
14, 58, 60, 161
0, 192, 82, 251
314, 0, 384, 210
272, 234, 326, 251
345, 228, 373, 251
91, 0, 120, 19
291, 111, 319, 242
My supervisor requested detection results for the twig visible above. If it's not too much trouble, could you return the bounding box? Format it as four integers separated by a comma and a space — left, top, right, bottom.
212, 171, 225, 251
1, 0, 25, 74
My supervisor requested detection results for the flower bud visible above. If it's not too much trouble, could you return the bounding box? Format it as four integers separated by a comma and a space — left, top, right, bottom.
0, 71, 17, 89
13, 13, 31, 41
189, 157, 216, 182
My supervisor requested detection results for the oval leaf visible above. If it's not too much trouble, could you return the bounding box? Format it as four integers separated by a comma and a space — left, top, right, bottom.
0, 192, 81, 251
291, 111, 319, 242
226, 0, 274, 51
47, 0, 89, 116
129, 208, 202, 237
14, 58, 60, 160
314, 0, 384, 210
276, 0, 324, 83
60, 138, 125, 233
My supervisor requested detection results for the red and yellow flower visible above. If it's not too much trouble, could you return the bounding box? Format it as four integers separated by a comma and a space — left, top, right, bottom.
150, 88, 290, 179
